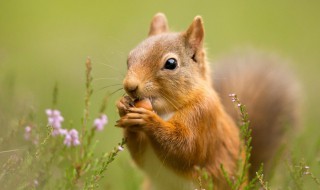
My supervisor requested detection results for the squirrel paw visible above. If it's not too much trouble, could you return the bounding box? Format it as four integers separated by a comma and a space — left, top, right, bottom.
116, 107, 160, 131
116, 96, 133, 117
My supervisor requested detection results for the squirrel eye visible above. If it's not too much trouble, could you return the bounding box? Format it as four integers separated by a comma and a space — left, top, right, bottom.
164, 58, 178, 70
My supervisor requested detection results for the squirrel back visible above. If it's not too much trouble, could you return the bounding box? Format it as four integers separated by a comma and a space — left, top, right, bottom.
213, 50, 301, 178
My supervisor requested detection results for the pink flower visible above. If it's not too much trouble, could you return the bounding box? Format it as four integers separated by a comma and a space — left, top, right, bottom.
59, 128, 68, 135
63, 129, 80, 147
93, 114, 108, 131
24, 126, 32, 140
46, 109, 64, 136
118, 145, 124, 151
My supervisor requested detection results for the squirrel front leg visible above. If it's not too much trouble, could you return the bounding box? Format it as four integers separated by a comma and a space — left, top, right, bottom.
117, 107, 198, 174
116, 97, 148, 166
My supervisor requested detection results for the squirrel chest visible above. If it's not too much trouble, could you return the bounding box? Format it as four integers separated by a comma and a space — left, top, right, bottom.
141, 112, 197, 190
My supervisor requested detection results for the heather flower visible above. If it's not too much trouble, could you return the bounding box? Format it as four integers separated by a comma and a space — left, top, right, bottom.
52, 128, 62, 136
63, 129, 80, 147
93, 114, 108, 131
118, 145, 124, 151
46, 109, 64, 136
59, 128, 68, 135
51, 128, 68, 137
24, 126, 32, 140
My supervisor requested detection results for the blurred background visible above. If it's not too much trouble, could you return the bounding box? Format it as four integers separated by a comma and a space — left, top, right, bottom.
1, 0, 320, 189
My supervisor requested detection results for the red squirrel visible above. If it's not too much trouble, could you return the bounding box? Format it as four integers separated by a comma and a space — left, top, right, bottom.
116, 13, 299, 190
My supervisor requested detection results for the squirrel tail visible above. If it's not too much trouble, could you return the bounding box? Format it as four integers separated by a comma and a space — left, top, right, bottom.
212, 49, 301, 179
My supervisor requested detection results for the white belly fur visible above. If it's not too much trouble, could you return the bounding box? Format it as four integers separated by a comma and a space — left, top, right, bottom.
142, 146, 196, 190
141, 112, 197, 190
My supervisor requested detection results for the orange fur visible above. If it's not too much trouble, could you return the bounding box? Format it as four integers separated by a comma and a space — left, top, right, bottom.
116, 13, 299, 190
213, 50, 300, 178
116, 13, 241, 190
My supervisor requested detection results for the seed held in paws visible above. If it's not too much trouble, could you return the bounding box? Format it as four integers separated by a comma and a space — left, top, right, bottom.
134, 98, 153, 111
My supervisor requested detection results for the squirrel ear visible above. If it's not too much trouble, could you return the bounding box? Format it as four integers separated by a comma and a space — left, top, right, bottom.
148, 13, 169, 36
185, 16, 204, 49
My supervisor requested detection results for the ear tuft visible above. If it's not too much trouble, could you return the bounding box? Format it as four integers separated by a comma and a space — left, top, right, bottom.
148, 13, 169, 36
185, 16, 204, 49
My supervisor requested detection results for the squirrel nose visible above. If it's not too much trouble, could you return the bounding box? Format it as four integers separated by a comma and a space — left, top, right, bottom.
124, 80, 139, 98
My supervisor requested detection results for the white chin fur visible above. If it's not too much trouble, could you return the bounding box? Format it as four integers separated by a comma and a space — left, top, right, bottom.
159, 112, 174, 121
151, 98, 175, 117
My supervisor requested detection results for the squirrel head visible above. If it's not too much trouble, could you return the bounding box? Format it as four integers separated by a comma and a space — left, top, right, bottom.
124, 13, 211, 114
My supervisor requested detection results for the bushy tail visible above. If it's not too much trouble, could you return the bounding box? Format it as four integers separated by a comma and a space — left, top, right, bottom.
212, 49, 301, 178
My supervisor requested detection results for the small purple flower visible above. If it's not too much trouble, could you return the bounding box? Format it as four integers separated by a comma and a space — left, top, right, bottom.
59, 128, 68, 135
118, 145, 124, 151
24, 126, 32, 140
51, 128, 68, 136
237, 103, 241, 107
93, 114, 108, 131
46, 109, 64, 136
52, 128, 61, 136
63, 129, 80, 147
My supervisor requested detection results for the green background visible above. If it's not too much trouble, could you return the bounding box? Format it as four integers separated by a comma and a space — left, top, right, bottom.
1, 0, 320, 189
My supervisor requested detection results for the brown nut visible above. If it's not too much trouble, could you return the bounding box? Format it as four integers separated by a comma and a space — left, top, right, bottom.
134, 98, 153, 111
